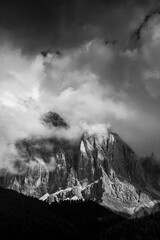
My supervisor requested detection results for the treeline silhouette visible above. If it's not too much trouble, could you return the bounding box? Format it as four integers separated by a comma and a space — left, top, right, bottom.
0, 187, 160, 240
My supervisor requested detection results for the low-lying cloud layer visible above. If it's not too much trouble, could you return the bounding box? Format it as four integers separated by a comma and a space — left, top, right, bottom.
1, 1, 160, 171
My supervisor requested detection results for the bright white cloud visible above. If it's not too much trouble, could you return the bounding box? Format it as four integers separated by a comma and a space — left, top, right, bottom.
1, 21, 160, 172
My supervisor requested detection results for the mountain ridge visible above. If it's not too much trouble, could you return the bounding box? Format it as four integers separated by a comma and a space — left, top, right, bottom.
0, 112, 160, 216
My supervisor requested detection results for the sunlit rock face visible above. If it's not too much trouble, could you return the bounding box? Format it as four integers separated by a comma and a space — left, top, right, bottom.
0, 112, 159, 216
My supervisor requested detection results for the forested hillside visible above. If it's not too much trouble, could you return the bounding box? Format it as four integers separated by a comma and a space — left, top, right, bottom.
0, 187, 160, 240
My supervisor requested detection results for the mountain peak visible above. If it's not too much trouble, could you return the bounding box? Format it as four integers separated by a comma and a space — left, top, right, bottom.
42, 111, 69, 129
0, 118, 160, 217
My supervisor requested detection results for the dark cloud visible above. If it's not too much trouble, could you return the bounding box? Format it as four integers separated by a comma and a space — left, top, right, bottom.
0, 0, 159, 54
132, 10, 160, 42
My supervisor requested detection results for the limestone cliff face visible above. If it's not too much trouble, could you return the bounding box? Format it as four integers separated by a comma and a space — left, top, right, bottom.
0, 112, 159, 216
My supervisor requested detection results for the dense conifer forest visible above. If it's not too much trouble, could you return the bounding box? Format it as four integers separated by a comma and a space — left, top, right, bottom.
0, 187, 159, 240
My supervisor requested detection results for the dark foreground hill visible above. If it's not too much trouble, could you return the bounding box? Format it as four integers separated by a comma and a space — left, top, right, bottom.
0, 187, 160, 240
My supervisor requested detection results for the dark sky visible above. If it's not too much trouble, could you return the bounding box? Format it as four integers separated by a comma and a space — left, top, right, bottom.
0, 0, 159, 54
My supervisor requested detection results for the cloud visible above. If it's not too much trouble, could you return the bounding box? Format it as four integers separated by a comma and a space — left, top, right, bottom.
0, 0, 158, 54
1, 9, 160, 172
0, 40, 137, 172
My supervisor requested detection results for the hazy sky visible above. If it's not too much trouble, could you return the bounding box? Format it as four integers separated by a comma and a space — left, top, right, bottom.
1, 0, 160, 171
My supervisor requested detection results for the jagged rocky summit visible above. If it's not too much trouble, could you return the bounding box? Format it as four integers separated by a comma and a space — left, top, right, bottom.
0, 112, 160, 216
